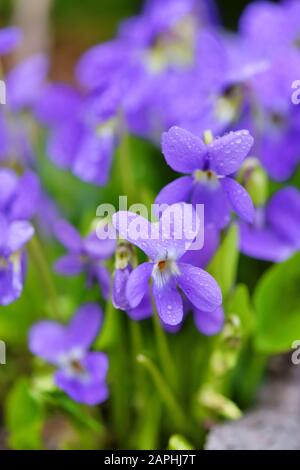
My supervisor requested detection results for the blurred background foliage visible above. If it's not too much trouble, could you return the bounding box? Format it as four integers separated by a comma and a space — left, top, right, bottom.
0, 0, 273, 82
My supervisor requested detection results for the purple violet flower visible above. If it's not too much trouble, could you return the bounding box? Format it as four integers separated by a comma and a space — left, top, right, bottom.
54, 219, 115, 299
112, 204, 222, 327
156, 126, 254, 229
0, 216, 34, 305
112, 241, 152, 321
240, 187, 300, 262
29, 303, 109, 405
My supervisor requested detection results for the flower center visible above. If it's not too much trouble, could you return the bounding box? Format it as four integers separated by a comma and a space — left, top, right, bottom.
193, 169, 218, 186
145, 15, 197, 73
157, 260, 167, 271
70, 359, 86, 375
152, 258, 180, 288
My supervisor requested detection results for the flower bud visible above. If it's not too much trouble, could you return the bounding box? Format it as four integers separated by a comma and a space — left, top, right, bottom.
238, 158, 268, 207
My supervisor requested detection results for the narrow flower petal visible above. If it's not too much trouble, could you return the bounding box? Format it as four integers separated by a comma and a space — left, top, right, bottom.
113, 267, 131, 310
177, 263, 222, 312
68, 303, 103, 350
221, 177, 255, 223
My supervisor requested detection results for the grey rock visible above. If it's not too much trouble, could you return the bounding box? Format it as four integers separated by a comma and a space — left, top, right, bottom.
205, 358, 300, 450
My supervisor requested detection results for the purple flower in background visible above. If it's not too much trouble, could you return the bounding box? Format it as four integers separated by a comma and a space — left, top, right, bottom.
239, 0, 300, 58
0, 169, 41, 221
0, 27, 21, 55
0, 216, 34, 305
54, 219, 115, 299
36, 83, 120, 186
240, 187, 300, 262
0, 54, 48, 166
113, 204, 222, 327
156, 126, 254, 229
112, 241, 152, 321
29, 303, 109, 405
0, 168, 40, 305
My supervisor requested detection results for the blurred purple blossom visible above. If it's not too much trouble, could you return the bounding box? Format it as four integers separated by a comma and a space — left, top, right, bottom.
29, 303, 109, 405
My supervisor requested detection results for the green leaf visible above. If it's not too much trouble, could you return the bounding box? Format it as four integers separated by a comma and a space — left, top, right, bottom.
5, 378, 44, 449
168, 434, 194, 450
227, 284, 254, 335
208, 223, 239, 298
254, 252, 300, 354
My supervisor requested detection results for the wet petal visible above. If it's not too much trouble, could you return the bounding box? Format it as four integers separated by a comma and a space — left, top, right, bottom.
152, 279, 183, 326
208, 130, 253, 176
177, 263, 222, 312
221, 177, 255, 223
162, 126, 206, 173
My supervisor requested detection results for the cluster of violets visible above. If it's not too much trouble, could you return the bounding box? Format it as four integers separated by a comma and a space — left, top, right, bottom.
1, 0, 300, 405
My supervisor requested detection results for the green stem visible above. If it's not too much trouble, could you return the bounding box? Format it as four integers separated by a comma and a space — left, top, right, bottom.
28, 236, 60, 318
118, 130, 136, 204
137, 355, 186, 428
137, 354, 197, 440
151, 293, 178, 391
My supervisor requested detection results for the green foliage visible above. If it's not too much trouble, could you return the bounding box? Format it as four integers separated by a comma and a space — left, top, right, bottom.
5, 378, 44, 450
208, 223, 239, 299
254, 252, 300, 354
